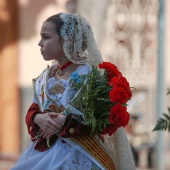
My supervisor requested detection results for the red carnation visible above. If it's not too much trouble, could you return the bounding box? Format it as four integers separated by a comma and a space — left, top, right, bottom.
102, 124, 118, 136
111, 76, 129, 87
109, 87, 128, 104
99, 62, 122, 80
126, 90, 132, 99
110, 76, 132, 99
109, 103, 130, 127
115, 111, 130, 127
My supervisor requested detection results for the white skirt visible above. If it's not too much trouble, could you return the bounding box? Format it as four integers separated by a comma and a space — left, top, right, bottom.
11, 138, 101, 170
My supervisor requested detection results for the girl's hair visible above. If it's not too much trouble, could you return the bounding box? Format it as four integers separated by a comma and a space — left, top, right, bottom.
45, 13, 63, 36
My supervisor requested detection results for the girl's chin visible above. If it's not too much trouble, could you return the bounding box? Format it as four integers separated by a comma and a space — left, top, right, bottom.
42, 55, 53, 61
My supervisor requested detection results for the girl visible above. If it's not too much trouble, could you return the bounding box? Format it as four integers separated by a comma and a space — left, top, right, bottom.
12, 13, 135, 170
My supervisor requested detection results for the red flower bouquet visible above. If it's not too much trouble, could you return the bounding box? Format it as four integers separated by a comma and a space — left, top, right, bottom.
68, 61, 132, 136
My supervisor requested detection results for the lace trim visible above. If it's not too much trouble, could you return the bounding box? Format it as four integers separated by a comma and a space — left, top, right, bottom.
104, 128, 136, 170
59, 13, 103, 66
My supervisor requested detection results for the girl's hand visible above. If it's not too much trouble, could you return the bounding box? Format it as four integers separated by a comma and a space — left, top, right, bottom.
34, 112, 62, 137
41, 114, 67, 139
51, 114, 66, 127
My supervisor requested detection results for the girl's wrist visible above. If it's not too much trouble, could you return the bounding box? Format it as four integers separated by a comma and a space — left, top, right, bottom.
33, 113, 41, 124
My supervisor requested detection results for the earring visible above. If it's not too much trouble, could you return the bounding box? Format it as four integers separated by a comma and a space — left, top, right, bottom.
63, 56, 68, 60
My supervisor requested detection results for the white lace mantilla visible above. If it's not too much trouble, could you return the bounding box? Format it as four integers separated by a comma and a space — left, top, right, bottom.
59, 13, 103, 66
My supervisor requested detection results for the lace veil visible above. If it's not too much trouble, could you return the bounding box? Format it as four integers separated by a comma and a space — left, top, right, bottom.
104, 128, 136, 169
59, 13, 102, 66
59, 13, 135, 169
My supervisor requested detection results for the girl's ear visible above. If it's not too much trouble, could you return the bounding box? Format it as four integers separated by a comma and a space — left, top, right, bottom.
59, 37, 64, 44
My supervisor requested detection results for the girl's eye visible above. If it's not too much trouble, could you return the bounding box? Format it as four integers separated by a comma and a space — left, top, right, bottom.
43, 35, 49, 39
41, 35, 49, 39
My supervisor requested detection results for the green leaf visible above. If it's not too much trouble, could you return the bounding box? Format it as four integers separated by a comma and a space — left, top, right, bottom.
153, 116, 170, 132
163, 113, 170, 120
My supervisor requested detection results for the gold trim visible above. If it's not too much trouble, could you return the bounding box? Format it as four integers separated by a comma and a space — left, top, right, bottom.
32, 65, 49, 112
45, 67, 60, 108
47, 138, 51, 148
70, 136, 116, 170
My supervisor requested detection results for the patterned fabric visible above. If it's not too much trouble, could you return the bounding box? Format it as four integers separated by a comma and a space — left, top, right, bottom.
59, 13, 103, 66
32, 63, 91, 113
11, 138, 100, 170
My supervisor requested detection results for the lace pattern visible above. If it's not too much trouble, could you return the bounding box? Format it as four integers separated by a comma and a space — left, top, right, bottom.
59, 13, 103, 66
57, 150, 92, 170
104, 128, 136, 170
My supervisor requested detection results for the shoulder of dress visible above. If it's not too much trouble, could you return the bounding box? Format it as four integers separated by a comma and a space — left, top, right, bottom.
32, 65, 50, 83
76, 63, 92, 76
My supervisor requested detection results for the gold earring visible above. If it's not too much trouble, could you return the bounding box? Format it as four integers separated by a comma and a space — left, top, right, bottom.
63, 56, 68, 60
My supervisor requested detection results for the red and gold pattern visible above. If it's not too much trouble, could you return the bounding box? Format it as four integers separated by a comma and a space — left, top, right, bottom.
48, 104, 65, 113
70, 136, 116, 170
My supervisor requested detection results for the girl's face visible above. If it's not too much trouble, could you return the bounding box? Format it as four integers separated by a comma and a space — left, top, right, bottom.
38, 21, 65, 61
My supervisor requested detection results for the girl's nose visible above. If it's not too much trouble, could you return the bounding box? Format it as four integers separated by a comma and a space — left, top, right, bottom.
38, 39, 42, 46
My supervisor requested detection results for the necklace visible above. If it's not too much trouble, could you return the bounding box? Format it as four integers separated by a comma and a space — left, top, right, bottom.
56, 60, 72, 76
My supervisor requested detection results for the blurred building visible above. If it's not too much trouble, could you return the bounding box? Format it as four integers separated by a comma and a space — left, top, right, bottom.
0, 0, 170, 169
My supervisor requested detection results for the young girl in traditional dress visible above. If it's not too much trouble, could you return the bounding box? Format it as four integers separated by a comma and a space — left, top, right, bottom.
11, 13, 135, 170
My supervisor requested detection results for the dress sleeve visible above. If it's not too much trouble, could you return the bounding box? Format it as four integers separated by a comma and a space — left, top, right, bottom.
25, 103, 43, 141
60, 114, 92, 138
26, 103, 91, 139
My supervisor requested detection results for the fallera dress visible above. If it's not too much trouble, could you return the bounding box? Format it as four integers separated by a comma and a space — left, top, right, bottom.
11, 63, 103, 170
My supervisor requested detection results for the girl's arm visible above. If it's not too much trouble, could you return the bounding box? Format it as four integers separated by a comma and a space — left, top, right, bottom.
25, 103, 43, 141
40, 113, 92, 139
26, 103, 91, 139
26, 103, 62, 140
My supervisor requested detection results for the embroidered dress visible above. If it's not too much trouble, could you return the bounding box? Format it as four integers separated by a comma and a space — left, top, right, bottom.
11, 64, 102, 170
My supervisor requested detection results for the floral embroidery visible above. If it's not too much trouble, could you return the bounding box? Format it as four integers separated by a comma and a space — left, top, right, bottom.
49, 83, 65, 94
71, 71, 83, 83
47, 104, 65, 113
